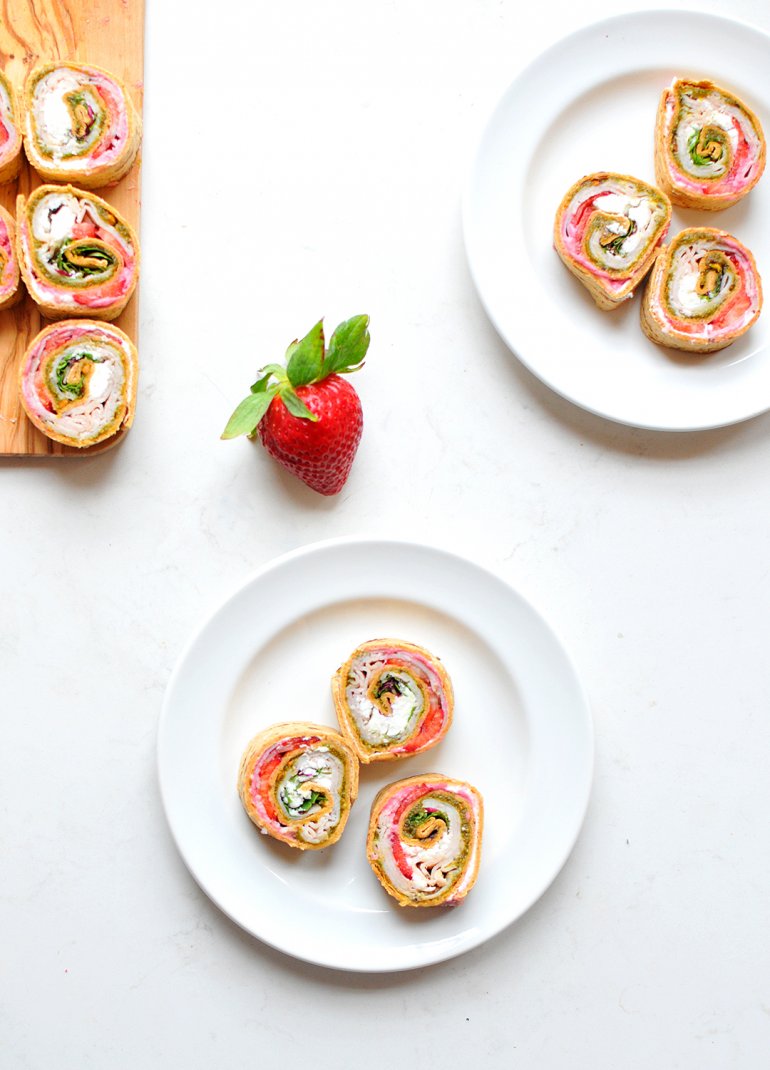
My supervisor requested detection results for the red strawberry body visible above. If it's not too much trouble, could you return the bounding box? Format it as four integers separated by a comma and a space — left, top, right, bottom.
259, 374, 363, 495
222, 314, 370, 494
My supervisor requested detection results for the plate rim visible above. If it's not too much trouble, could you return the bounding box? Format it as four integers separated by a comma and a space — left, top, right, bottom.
462, 7, 770, 433
157, 536, 594, 972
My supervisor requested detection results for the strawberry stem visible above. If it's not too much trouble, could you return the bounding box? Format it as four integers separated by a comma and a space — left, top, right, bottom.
221, 314, 370, 438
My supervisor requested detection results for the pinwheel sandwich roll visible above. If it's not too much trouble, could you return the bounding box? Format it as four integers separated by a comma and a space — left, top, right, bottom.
17, 184, 139, 321
367, 774, 483, 907
641, 228, 762, 353
23, 61, 141, 188
19, 320, 138, 448
0, 71, 22, 183
0, 205, 21, 310
332, 639, 453, 763
655, 78, 766, 210
554, 172, 672, 310
238, 722, 359, 851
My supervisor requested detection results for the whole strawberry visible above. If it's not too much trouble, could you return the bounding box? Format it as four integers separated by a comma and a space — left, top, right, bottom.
221, 315, 369, 495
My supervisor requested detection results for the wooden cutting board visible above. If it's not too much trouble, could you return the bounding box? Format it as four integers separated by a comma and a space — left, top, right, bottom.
0, 0, 144, 457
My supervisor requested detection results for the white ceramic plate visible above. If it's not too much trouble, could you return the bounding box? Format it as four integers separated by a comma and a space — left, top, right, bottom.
158, 539, 593, 972
463, 11, 770, 431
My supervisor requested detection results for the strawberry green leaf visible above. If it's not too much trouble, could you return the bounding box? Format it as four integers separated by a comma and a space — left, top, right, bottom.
286, 320, 325, 388
258, 362, 288, 382
221, 390, 275, 439
325, 314, 370, 375
279, 385, 319, 422
250, 373, 272, 394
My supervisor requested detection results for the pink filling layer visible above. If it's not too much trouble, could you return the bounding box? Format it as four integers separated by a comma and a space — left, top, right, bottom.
0, 113, 20, 164
32, 70, 131, 168
19, 215, 136, 310
560, 195, 634, 294
664, 93, 758, 197
657, 245, 761, 339
382, 780, 479, 884
20, 323, 117, 418
248, 735, 321, 831
384, 781, 478, 824
87, 74, 130, 165
358, 645, 450, 755
359, 645, 449, 708
0, 218, 18, 296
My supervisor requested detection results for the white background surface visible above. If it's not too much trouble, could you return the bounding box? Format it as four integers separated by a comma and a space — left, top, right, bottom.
3, 0, 770, 1064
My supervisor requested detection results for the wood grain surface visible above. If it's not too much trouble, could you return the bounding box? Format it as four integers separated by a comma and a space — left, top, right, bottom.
0, 0, 144, 457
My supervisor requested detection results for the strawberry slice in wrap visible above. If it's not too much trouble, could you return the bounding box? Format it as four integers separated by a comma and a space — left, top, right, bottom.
367, 774, 483, 908
332, 639, 454, 763
0, 70, 22, 184
655, 79, 766, 211
23, 62, 141, 188
641, 228, 763, 353
19, 320, 138, 448
554, 172, 672, 310
238, 723, 359, 850
0, 205, 21, 310
17, 184, 139, 321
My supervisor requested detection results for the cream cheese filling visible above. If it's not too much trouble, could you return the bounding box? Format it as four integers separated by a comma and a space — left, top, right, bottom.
31, 191, 82, 244
0, 80, 12, 119
31, 69, 103, 162
672, 86, 763, 184
667, 241, 735, 318
346, 654, 426, 746
585, 191, 658, 267
40, 340, 126, 440
27, 191, 131, 298
378, 795, 465, 898
276, 746, 344, 845
565, 180, 666, 277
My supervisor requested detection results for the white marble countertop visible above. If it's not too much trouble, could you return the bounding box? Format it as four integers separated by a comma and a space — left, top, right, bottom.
4, 0, 770, 1064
